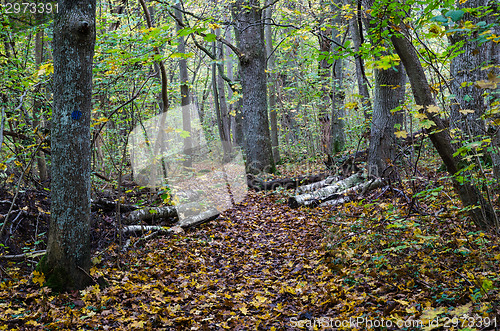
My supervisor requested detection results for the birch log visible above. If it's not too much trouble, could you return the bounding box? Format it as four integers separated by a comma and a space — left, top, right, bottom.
296, 176, 340, 194
317, 178, 386, 207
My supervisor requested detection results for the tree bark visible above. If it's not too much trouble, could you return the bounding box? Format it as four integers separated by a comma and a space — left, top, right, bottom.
367, 64, 405, 178
44, 0, 96, 291
232, 0, 275, 174
448, 0, 489, 139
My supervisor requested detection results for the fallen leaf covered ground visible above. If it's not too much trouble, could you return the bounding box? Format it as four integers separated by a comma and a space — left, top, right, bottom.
1, 161, 500, 330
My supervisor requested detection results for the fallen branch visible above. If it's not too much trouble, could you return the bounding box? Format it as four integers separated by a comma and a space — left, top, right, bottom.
0, 250, 46, 260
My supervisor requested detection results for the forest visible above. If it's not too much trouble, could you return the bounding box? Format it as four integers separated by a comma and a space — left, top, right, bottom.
0, 0, 499, 329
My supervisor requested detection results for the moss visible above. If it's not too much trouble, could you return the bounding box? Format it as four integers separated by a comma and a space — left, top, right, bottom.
36, 254, 72, 293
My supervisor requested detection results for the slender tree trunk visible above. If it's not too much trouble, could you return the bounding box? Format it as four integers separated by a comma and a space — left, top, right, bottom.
211, 35, 232, 161
317, 18, 332, 154
175, 5, 192, 168
215, 28, 232, 158
43, 0, 96, 291
489, 5, 500, 179
349, 0, 372, 118
330, 2, 346, 154
232, 0, 275, 174
265, 1, 280, 164
391, 32, 497, 230
33, 28, 48, 183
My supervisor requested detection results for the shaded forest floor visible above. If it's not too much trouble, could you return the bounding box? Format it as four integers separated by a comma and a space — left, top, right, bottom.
1, 161, 500, 330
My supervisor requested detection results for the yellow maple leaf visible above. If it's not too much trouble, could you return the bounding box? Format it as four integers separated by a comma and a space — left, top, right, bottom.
394, 130, 408, 138
414, 113, 427, 120
208, 23, 221, 30
427, 105, 440, 113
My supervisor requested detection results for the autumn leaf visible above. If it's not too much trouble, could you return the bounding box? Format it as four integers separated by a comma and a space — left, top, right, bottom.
394, 130, 408, 138
32, 270, 45, 287
459, 109, 475, 115
475, 80, 497, 89
427, 105, 440, 113
414, 112, 427, 120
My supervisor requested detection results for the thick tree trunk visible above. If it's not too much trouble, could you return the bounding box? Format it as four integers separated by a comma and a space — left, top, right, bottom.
44, 0, 96, 291
265, 2, 280, 164
232, 0, 275, 174
367, 64, 405, 178
449, 0, 489, 139
391, 33, 497, 230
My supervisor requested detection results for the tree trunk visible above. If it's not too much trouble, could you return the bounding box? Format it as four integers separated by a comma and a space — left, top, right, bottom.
212, 40, 231, 161
232, 0, 275, 174
317, 14, 332, 154
348, 0, 372, 118
367, 64, 405, 178
175, 6, 192, 168
330, 2, 346, 154
489, 5, 500, 179
449, 0, 489, 139
33, 28, 48, 183
43, 0, 96, 291
215, 28, 233, 160
391, 32, 497, 230
264, 1, 281, 164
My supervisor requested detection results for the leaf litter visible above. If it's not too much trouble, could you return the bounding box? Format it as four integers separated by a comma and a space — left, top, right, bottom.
0, 165, 500, 330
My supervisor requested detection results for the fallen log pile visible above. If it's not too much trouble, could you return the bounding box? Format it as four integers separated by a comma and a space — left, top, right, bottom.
288, 172, 385, 208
